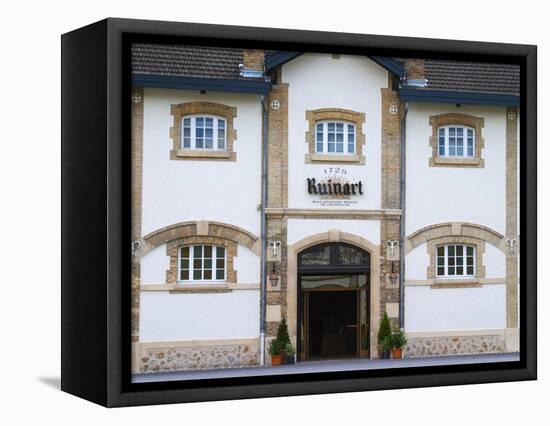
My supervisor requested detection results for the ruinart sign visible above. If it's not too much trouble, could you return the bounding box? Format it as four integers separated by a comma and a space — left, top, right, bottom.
307, 177, 364, 196
306, 168, 364, 207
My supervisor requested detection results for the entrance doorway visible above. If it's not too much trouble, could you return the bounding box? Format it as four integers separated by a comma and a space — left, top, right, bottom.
308, 290, 357, 358
297, 243, 370, 361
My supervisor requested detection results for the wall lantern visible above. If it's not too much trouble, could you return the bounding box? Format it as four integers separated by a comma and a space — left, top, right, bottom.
269, 263, 280, 287
389, 261, 399, 286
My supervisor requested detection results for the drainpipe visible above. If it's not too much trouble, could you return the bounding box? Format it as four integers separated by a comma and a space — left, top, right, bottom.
259, 94, 269, 365
399, 101, 408, 329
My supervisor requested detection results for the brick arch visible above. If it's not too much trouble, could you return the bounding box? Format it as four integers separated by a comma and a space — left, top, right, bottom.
286, 230, 381, 358
140, 220, 260, 256
406, 222, 506, 254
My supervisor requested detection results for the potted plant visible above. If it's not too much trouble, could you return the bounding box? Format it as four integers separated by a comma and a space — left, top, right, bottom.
285, 343, 295, 365
377, 311, 392, 359
268, 318, 292, 366
381, 335, 393, 359
268, 339, 286, 365
391, 329, 408, 359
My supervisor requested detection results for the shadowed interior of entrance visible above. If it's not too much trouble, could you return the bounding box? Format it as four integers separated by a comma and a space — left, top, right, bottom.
308, 291, 357, 359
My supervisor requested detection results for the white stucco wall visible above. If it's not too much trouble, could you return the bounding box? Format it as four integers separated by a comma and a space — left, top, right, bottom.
141, 88, 262, 237
405, 285, 506, 331
233, 245, 260, 283
484, 243, 506, 278
405, 103, 507, 236
141, 244, 170, 285
282, 54, 388, 211
404, 244, 430, 281
287, 218, 380, 247
140, 290, 260, 342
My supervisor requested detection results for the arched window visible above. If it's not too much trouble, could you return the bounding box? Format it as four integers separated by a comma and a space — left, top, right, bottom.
181, 115, 226, 150
178, 244, 226, 282
437, 125, 475, 158
299, 243, 370, 270
315, 121, 356, 154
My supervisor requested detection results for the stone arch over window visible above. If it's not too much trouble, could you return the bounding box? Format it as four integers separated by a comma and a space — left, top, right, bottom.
141, 220, 260, 255
286, 230, 380, 356
406, 222, 507, 287
170, 102, 237, 161
305, 108, 366, 164
428, 113, 485, 167
139, 221, 260, 286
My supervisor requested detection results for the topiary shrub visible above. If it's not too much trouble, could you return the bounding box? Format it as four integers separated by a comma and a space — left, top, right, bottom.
276, 317, 291, 347
377, 311, 392, 346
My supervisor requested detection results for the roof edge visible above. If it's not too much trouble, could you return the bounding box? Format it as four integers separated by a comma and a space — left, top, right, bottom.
399, 88, 519, 106
132, 74, 271, 95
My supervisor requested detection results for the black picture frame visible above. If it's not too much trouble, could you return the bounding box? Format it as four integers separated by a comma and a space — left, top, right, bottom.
61, 18, 537, 407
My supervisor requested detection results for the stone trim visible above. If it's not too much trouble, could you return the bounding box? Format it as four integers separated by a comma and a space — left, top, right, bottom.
131, 87, 144, 349
169, 101, 237, 161
406, 222, 505, 254
166, 236, 238, 284
506, 107, 519, 328
265, 208, 401, 220
380, 76, 403, 330
141, 220, 260, 257
286, 231, 381, 358
430, 280, 482, 289
305, 108, 366, 164
141, 283, 260, 291
381, 75, 402, 210
405, 277, 505, 286
267, 84, 289, 209
428, 113, 485, 168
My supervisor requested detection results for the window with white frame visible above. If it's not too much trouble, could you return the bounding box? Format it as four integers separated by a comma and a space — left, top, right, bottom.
178, 245, 226, 282
315, 121, 356, 154
436, 244, 475, 278
181, 116, 226, 150
437, 126, 475, 158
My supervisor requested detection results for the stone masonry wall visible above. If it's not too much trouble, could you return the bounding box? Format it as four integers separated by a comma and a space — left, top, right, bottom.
141, 343, 259, 372
405, 335, 507, 358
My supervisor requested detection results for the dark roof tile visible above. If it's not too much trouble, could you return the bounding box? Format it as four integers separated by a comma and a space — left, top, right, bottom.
131, 43, 248, 80
131, 45, 520, 96
423, 59, 519, 96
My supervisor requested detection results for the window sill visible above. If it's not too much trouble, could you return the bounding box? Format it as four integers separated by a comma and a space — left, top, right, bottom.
429, 157, 484, 168
305, 153, 365, 165
431, 279, 481, 289
170, 149, 235, 161
170, 283, 232, 293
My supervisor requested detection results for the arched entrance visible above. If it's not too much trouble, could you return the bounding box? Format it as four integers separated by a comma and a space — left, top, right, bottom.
297, 243, 371, 361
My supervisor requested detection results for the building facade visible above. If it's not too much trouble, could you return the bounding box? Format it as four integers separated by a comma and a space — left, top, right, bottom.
130, 44, 520, 373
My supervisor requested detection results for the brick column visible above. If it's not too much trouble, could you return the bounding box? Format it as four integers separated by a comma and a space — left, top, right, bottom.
266, 84, 289, 339
380, 75, 403, 330
506, 107, 519, 329
131, 87, 144, 371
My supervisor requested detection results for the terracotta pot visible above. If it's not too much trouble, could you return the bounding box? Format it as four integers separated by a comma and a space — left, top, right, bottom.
391, 348, 403, 359
271, 355, 286, 366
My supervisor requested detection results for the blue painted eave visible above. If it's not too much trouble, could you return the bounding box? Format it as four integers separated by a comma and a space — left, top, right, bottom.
369, 56, 405, 78
265, 51, 303, 71
132, 74, 271, 95
399, 88, 520, 107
